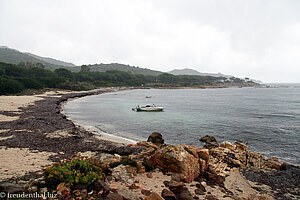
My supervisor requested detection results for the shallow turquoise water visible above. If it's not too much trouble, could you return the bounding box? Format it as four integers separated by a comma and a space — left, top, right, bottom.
64, 84, 300, 165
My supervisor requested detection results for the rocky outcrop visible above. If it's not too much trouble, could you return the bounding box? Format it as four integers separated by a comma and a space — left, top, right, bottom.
182, 144, 209, 172
208, 141, 282, 177
7, 131, 293, 200
200, 135, 219, 149
147, 132, 164, 145
150, 145, 200, 183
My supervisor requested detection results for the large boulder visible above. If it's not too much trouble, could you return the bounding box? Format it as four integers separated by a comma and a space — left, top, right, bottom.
200, 135, 219, 149
147, 132, 165, 145
150, 145, 200, 183
182, 145, 209, 172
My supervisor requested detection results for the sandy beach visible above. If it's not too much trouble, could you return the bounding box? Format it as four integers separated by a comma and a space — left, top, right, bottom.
0, 88, 132, 181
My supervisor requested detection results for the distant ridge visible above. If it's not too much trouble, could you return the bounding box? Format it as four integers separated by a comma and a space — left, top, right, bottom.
168, 68, 233, 78
0, 46, 258, 80
0, 46, 76, 70
0, 46, 163, 75
25, 52, 76, 67
87, 63, 163, 76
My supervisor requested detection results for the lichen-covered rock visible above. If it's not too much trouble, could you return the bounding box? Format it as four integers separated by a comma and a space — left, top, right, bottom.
150, 145, 200, 182
183, 145, 209, 172
207, 141, 282, 176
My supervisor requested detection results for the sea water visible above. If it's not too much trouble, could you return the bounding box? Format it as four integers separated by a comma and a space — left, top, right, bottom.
63, 84, 300, 165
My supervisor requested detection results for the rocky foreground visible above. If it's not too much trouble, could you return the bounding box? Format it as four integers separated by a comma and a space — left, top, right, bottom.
0, 89, 299, 200
1, 132, 299, 200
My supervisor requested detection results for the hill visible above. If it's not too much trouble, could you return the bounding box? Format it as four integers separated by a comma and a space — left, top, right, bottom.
168, 68, 232, 78
0, 46, 163, 75
0, 46, 76, 71
24, 52, 76, 67
0, 46, 259, 81
87, 63, 163, 76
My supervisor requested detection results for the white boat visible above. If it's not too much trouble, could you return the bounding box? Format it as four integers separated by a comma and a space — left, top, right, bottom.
132, 104, 164, 112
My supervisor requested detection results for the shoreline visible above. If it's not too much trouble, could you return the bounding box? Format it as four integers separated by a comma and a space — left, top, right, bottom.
61, 87, 138, 145
0, 87, 299, 199
0, 87, 138, 181
63, 86, 299, 166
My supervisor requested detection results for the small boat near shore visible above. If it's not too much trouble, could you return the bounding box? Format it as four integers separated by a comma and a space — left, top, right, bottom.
132, 104, 164, 112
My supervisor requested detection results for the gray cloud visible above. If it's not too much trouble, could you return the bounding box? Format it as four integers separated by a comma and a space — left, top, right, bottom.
0, 0, 299, 82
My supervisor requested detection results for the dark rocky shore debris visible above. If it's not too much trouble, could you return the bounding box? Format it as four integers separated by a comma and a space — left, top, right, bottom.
0, 89, 299, 199
0, 88, 134, 161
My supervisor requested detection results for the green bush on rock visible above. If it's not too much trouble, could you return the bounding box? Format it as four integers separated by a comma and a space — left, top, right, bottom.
43, 156, 105, 190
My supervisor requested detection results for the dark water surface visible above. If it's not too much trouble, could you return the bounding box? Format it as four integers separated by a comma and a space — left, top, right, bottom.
64, 84, 300, 165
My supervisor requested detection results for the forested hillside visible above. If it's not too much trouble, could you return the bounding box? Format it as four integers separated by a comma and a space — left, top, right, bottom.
0, 62, 250, 95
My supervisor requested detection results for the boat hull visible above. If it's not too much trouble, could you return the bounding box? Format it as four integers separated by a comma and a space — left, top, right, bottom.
136, 107, 164, 112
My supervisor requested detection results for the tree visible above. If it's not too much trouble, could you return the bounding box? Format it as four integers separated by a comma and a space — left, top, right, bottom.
54, 68, 73, 80
0, 77, 24, 94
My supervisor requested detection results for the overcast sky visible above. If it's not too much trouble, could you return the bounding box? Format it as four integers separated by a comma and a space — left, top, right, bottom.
0, 0, 299, 82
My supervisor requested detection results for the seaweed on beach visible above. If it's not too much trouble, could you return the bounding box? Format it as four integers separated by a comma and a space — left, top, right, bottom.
0, 89, 127, 162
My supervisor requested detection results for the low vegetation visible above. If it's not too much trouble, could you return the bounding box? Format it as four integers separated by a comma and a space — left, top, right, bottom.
44, 156, 105, 190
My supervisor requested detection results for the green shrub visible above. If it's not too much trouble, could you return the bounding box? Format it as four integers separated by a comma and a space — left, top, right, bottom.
0, 77, 24, 94
120, 156, 138, 167
57, 80, 95, 91
54, 68, 73, 80
44, 156, 105, 190
15, 77, 44, 89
